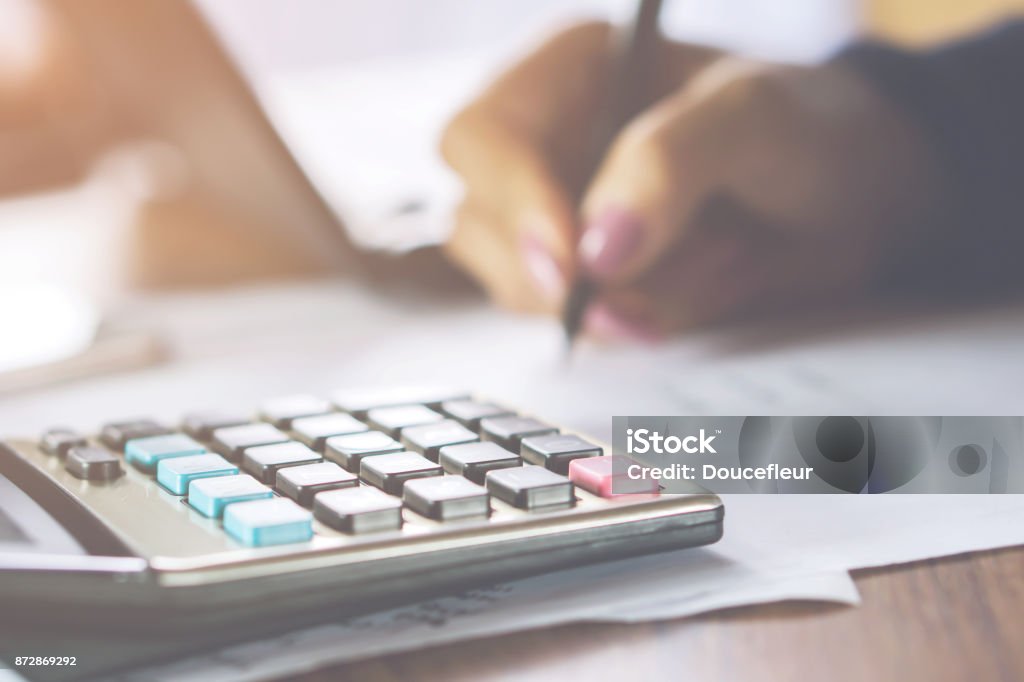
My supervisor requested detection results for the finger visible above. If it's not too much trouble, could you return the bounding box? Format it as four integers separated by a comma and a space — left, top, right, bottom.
442, 113, 578, 282
443, 201, 561, 314
578, 58, 786, 285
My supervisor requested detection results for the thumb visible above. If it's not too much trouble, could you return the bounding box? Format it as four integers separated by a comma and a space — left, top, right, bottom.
578, 90, 726, 284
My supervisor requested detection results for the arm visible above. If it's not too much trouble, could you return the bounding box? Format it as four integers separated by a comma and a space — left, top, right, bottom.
840, 22, 1024, 295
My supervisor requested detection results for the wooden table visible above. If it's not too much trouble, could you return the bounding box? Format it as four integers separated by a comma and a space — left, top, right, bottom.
301, 545, 1024, 682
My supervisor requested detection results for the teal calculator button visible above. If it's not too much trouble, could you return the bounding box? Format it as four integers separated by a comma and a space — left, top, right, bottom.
157, 454, 238, 495
187, 474, 272, 518
125, 433, 206, 471
223, 498, 314, 547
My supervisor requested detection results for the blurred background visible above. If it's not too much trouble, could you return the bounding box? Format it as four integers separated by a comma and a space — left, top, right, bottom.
0, 0, 1021, 386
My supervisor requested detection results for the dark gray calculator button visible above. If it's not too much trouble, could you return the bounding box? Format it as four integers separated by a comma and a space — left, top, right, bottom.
40, 428, 87, 458
211, 423, 290, 462
480, 416, 557, 452
440, 400, 514, 431
438, 442, 521, 484
360, 451, 443, 495
332, 387, 469, 418
403, 476, 489, 521
366, 405, 444, 438
520, 434, 603, 474
182, 411, 250, 441
486, 465, 574, 510
99, 420, 172, 451
242, 442, 322, 484
314, 487, 403, 534
65, 446, 123, 481
324, 431, 403, 471
259, 394, 331, 428
276, 462, 358, 506
291, 413, 368, 451
401, 420, 478, 461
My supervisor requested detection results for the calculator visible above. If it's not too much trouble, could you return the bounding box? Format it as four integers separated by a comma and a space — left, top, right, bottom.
0, 387, 723, 643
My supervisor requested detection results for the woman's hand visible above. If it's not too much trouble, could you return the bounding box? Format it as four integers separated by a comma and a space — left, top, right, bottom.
441, 22, 945, 339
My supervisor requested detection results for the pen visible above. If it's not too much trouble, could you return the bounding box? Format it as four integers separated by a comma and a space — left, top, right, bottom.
562, 0, 665, 349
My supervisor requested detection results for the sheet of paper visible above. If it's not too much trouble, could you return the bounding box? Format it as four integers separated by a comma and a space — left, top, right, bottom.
107, 567, 858, 682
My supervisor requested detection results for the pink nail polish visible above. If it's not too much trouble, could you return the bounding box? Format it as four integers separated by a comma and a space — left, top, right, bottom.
583, 302, 664, 343
521, 234, 566, 301
579, 208, 645, 278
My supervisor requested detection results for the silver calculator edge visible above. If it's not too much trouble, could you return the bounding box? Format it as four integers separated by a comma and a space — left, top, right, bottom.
0, 432, 723, 631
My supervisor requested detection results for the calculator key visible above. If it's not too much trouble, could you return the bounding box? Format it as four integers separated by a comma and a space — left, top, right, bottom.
314, 487, 403, 534
125, 433, 207, 472
187, 474, 272, 518
276, 462, 358, 506
157, 454, 238, 495
39, 428, 87, 458
324, 431, 403, 471
259, 394, 332, 428
224, 498, 313, 547
568, 456, 660, 498
438, 442, 521, 484
441, 400, 514, 431
486, 465, 574, 510
242, 442, 322, 484
332, 386, 469, 418
400, 420, 478, 461
520, 434, 602, 474
211, 423, 290, 462
291, 413, 368, 451
182, 411, 250, 441
65, 446, 123, 481
366, 405, 445, 438
359, 451, 442, 495
480, 416, 557, 452
99, 419, 172, 451
403, 476, 490, 521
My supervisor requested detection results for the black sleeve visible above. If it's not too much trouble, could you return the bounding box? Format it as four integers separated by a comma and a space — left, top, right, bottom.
837, 21, 1024, 295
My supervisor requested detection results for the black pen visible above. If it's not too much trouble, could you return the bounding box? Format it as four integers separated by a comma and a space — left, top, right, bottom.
562, 0, 665, 350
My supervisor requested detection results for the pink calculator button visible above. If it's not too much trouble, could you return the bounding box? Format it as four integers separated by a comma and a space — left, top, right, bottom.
568, 456, 659, 498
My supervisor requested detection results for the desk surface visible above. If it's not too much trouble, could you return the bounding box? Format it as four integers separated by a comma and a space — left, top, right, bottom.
301, 545, 1024, 682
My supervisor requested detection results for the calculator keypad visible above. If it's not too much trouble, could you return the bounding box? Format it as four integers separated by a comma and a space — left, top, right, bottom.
211, 423, 290, 462
324, 431, 403, 471
291, 413, 367, 451
366, 405, 445, 438
438, 441, 521, 484
39, 428, 87, 458
400, 420, 478, 461
223, 497, 313, 547
125, 433, 207, 472
480, 416, 558, 452
188, 474, 273, 518
314, 486, 403, 534
157, 453, 238, 495
33, 393, 649, 550
242, 442, 322, 484
486, 465, 574, 510
99, 420, 172, 451
276, 462, 358, 506
520, 433, 602, 474
359, 451, 443, 495
403, 476, 489, 521
65, 446, 123, 481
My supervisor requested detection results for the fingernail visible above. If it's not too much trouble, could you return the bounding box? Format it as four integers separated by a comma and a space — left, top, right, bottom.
579, 208, 645, 278
521, 234, 566, 301
583, 302, 664, 344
